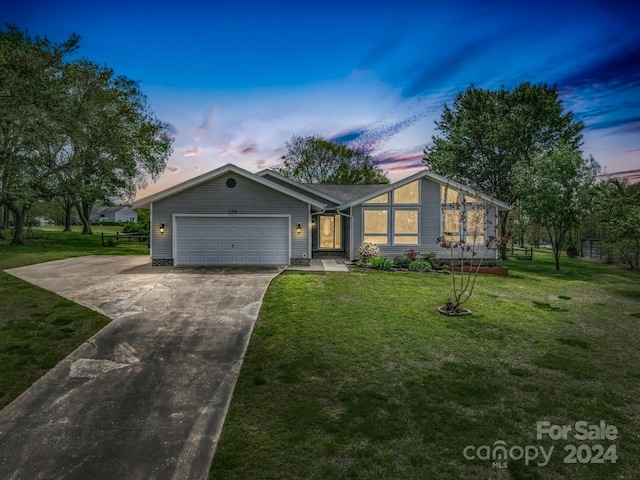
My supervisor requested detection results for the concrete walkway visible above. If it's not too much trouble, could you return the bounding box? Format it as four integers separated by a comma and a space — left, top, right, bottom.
286, 258, 350, 272
0, 256, 281, 480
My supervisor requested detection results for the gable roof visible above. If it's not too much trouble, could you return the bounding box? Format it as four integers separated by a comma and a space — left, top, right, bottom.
256, 169, 345, 205
133, 163, 327, 209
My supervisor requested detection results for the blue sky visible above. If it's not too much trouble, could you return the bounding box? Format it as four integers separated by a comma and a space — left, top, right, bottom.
3, 0, 639, 196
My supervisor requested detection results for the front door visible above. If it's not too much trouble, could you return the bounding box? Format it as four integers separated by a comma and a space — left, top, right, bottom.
319, 214, 342, 249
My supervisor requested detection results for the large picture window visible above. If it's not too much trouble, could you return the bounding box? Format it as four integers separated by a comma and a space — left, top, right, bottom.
442, 209, 461, 242
441, 186, 485, 244
363, 209, 388, 244
393, 209, 419, 245
465, 209, 485, 244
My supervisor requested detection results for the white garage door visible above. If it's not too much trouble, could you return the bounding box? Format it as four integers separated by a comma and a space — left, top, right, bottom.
175, 216, 289, 266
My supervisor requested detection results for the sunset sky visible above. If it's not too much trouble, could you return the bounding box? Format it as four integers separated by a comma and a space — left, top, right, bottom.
3, 0, 639, 196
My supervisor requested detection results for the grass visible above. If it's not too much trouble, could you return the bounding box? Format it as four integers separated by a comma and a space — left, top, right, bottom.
1, 230, 639, 478
0, 227, 147, 408
209, 250, 640, 479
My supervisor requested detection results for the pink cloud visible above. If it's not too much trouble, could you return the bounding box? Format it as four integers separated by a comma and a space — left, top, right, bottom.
183, 148, 200, 157
167, 166, 181, 173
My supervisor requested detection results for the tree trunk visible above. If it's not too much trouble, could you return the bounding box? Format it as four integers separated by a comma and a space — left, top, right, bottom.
63, 200, 72, 231
1, 204, 7, 229
6, 201, 27, 245
76, 202, 93, 234
0, 205, 5, 240
64, 206, 72, 231
55, 195, 74, 231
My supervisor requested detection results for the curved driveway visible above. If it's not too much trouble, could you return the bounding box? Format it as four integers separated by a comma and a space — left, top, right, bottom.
0, 256, 281, 480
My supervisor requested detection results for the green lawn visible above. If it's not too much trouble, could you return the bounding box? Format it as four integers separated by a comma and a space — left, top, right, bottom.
209, 252, 640, 479
0, 227, 147, 408
1, 231, 639, 478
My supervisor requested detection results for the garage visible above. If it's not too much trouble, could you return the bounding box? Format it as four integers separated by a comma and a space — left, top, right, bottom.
175, 216, 290, 266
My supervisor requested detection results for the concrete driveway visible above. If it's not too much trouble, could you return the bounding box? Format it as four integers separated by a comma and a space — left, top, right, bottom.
0, 256, 281, 480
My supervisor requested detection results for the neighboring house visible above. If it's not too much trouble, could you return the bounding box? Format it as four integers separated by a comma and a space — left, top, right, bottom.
132, 163, 512, 267
35, 216, 55, 227
90, 206, 138, 223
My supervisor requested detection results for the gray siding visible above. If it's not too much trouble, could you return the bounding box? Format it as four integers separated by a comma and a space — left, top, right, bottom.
151, 174, 310, 262
352, 177, 499, 260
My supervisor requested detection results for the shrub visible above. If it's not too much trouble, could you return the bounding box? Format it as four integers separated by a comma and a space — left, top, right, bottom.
408, 260, 433, 272
91, 221, 125, 226
123, 220, 150, 236
405, 249, 420, 261
424, 254, 446, 270
369, 256, 392, 270
393, 256, 411, 268
566, 245, 579, 258
421, 252, 437, 263
358, 242, 380, 263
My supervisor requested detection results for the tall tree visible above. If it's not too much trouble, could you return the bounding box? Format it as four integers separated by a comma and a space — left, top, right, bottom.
0, 26, 78, 244
57, 60, 172, 234
514, 145, 600, 270
424, 83, 584, 258
0, 26, 172, 240
275, 135, 389, 184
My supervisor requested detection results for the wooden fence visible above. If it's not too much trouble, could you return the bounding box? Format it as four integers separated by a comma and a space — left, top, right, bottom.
101, 232, 148, 247
509, 245, 533, 260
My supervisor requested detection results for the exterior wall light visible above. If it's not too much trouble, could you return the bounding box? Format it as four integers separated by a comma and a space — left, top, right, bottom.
160, 223, 165, 234
296, 223, 302, 234
312, 218, 315, 226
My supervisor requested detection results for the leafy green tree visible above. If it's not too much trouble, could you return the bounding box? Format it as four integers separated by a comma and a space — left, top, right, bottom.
514, 146, 600, 270
275, 135, 389, 184
0, 26, 78, 243
0, 26, 172, 240
596, 179, 640, 269
424, 83, 584, 258
57, 59, 172, 234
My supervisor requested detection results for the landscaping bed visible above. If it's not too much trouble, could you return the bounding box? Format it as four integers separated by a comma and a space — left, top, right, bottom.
445, 264, 509, 276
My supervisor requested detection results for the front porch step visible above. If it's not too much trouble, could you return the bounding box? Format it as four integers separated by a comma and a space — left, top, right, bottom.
312, 251, 346, 258
321, 259, 349, 272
